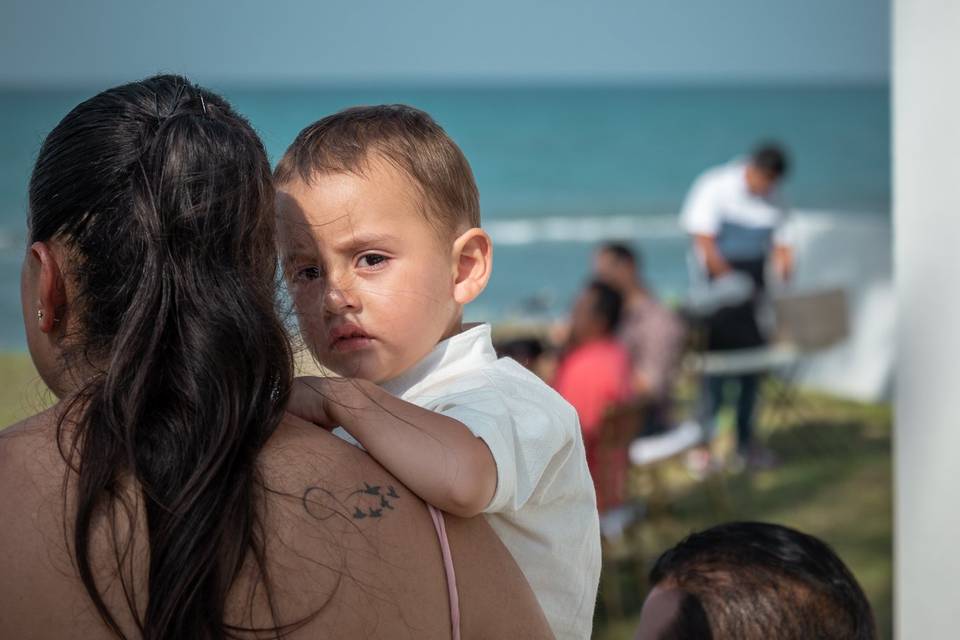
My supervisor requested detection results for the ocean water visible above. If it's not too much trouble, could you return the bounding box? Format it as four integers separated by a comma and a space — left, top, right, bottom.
0, 84, 889, 350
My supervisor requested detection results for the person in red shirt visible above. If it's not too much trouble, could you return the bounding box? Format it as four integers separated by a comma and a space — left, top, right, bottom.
553, 281, 631, 504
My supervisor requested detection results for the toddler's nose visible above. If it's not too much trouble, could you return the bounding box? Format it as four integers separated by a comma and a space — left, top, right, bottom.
324, 284, 360, 315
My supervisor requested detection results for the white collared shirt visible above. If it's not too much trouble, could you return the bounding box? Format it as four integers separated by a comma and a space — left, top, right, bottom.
382, 323, 601, 640
681, 160, 792, 261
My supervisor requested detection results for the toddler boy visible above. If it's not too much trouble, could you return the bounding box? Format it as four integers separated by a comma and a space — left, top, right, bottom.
276, 105, 600, 640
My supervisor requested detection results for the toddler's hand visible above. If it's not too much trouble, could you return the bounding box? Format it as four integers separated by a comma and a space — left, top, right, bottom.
288, 376, 342, 430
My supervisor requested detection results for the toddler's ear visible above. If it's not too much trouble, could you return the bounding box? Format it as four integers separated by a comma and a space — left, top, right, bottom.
451, 228, 493, 305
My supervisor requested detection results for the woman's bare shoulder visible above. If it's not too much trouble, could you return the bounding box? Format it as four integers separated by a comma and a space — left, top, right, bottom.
260, 414, 412, 512
258, 415, 552, 639
0, 407, 69, 504
0, 409, 106, 639
259, 413, 441, 559
248, 415, 453, 638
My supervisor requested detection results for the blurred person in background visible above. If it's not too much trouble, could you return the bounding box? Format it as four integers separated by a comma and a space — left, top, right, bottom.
594, 242, 686, 435
680, 142, 793, 470
553, 280, 631, 502
635, 521, 876, 640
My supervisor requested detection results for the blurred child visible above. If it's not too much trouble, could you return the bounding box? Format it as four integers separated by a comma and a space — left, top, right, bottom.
276, 105, 600, 640
552, 280, 631, 509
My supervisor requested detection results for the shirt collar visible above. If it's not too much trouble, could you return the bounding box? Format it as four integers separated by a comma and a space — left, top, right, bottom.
380, 323, 497, 399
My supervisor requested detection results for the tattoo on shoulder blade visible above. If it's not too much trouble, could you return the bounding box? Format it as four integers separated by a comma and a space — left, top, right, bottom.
302, 482, 402, 522
347, 482, 401, 519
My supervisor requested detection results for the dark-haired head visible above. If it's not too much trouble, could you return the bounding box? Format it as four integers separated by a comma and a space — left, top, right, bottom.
745, 142, 789, 196
588, 280, 624, 335
569, 280, 623, 347
751, 142, 790, 178
598, 242, 639, 267
636, 522, 877, 640
22, 74, 293, 638
595, 241, 643, 293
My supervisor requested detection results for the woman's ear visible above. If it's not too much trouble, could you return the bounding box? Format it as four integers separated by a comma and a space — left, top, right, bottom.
451, 228, 493, 305
29, 241, 68, 333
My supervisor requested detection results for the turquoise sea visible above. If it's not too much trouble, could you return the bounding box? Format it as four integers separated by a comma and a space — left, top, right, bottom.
0, 84, 889, 349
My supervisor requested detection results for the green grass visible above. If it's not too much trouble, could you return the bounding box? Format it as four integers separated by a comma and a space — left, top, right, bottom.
0, 352, 53, 427
595, 391, 893, 639
1, 353, 892, 637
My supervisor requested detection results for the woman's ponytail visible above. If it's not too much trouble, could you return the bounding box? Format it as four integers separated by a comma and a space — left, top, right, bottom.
28, 75, 293, 639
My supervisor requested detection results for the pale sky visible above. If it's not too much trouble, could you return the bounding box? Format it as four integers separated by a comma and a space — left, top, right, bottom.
1, 0, 889, 86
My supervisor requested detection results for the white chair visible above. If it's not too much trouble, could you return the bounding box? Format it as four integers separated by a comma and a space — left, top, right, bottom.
763, 288, 851, 434
773, 288, 850, 352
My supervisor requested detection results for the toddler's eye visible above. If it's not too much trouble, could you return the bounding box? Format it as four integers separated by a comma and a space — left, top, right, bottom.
357, 254, 389, 269
293, 266, 323, 283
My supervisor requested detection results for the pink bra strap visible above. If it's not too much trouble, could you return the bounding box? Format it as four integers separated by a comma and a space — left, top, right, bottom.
427, 505, 461, 640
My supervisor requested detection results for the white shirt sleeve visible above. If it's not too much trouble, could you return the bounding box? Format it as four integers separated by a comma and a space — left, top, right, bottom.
680, 172, 722, 236
772, 197, 794, 247
428, 381, 577, 514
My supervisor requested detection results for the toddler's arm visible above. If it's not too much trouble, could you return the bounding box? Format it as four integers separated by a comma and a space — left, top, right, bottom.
288, 376, 497, 518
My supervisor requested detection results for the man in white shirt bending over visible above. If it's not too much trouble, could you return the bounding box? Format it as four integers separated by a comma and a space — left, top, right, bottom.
680, 143, 793, 470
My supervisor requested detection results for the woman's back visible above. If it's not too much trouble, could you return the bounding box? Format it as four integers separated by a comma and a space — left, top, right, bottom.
0, 410, 552, 639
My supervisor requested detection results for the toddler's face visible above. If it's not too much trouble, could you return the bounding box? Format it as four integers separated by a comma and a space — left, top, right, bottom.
277, 157, 461, 383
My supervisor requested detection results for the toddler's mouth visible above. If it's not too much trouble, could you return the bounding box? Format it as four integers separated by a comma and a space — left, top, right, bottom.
328, 323, 374, 353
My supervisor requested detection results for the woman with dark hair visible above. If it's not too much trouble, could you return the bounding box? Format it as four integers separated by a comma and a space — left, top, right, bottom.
0, 75, 550, 639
